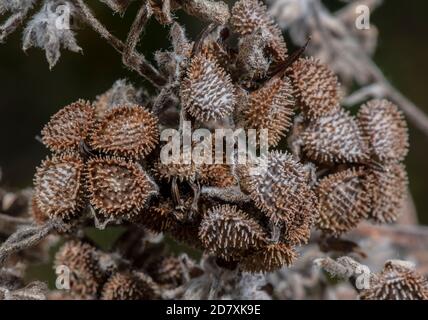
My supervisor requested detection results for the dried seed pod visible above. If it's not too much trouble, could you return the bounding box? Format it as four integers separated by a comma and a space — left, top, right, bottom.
136, 199, 177, 233
33, 153, 85, 220
179, 0, 230, 25
236, 28, 271, 80
54, 240, 104, 299
199, 164, 237, 187
289, 58, 340, 119
360, 261, 428, 300
153, 160, 198, 182
283, 184, 318, 246
101, 272, 159, 300
367, 163, 408, 223
30, 194, 48, 225
86, 156, 156, 220
244, 151, 311, 224
147, 256, 185, 286
242, 77, 294, 147
41, 100, 94, 153
230, 0, 287, 61
358, 99, 409, 163
302, 108, 369, 164
181, 53, 236, 122
240, 243, 297, 273
199, 205, 267, 260
200, 38, 231, 71
316, 168, 371, 236
89, 105, 159, 159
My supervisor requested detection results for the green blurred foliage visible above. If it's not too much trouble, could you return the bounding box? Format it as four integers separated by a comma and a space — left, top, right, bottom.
0, 0, 427, 224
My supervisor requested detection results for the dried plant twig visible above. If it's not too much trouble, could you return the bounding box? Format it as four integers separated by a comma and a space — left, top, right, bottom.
74, 0, 166, 87
0, 221, 57, 266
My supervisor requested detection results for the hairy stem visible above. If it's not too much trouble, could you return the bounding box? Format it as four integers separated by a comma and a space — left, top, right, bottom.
74, 0, 166, 87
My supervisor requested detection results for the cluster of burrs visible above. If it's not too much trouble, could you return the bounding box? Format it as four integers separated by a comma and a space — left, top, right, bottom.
52, 236, 196, 300
32, 100, 160, 228
30, 0, 409, 274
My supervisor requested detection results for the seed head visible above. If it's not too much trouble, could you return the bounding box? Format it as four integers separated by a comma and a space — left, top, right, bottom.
360, 260, 428, 300
86, 156, 156, 220
30, 194, 48, 225
282, 184, 318, 246
89, 105, 159, 159
302, 108, 369, 164
367, 163, 408, 223
230, 0, 288, 61
199, 164, 237, 187
358, 99, 409, 163
41, 100, 94, 153
153, 160, 198, 183
33, 153, 85, 220
242, 77, 294, 147
54, 240, 104, 299
181, 53, 236, 122
289, 58, 341, 120
240, 243, 297, 273
316, 168, 371, 236
199, 205, 268, 261
244, 151, 311, 224
101, 272, 158, 300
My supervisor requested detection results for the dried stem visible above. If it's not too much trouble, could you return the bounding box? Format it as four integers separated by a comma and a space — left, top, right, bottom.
0, 11, 28, 43
122, 2, 152, 69
74, 0, 166, 87
0, 221, 57, 266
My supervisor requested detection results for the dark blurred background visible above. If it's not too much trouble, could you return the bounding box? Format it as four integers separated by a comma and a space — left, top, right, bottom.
1, 1, 428, 224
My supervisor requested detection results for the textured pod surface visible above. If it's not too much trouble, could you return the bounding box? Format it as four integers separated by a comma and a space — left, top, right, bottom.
302, 108, 369, 164
86, 157, 156, 219
244, 151, 311, 224
199, 164, 237, 187
230, 0, 287, 61
316, 168, 371, 236
240, 243, 296, 273
180, 0, 230, 25
136, 199, 177, 233
147, 256, 185, 286
181, 53, 236, 121
30, 194, 48, 225
153, 160, 198, 182
282, 184, 318, 246
289, 58, 340, 119
41, 100, 94, 153
360, 261, 428, 300
89, 105, 159, 159
367, 163, 408, 223
101, 272, 158, 300
33, 153, 85, 220
358, 99, 409, 163
199, 205, 267, 260
54, 241, 104, 299
242, 77, 294, 147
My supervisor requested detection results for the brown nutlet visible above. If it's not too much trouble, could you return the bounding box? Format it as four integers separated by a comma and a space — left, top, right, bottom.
33, 153, 85, 221
86, 156, 157, 220
41, 100, 94, 153
199, 204, 268, 261
289, 57, 340, 120
358, 99, 409, 163
89, 105, 159, 159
